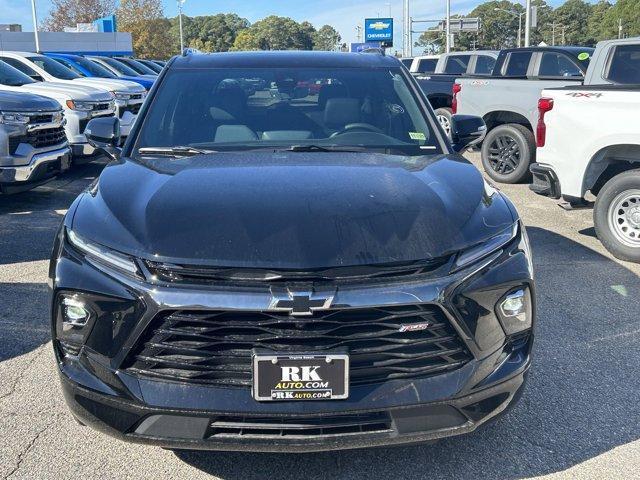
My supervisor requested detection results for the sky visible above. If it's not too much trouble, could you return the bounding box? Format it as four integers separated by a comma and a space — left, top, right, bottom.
4, 0, 570, 51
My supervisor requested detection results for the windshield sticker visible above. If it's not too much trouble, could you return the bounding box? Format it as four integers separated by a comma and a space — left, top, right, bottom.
577, 52, 590, 61
409, 132, 426, 141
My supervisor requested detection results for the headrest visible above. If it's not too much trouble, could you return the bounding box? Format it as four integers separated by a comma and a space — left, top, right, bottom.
318, 83, 348, 109
214, 125, 258, 143
323, 98, 361, 130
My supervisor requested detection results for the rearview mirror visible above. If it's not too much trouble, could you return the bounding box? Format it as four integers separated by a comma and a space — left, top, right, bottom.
85, 116, 122, 160
450, 115, 486, 153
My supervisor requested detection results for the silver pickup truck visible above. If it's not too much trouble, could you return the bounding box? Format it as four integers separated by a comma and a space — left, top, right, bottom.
0, 90, 70, 193
454, 45, 596, 183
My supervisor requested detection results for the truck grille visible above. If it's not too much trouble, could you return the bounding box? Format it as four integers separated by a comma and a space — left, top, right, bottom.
125, 304, 472, 387
9, 126, 67, 154
119, 103, 141, 118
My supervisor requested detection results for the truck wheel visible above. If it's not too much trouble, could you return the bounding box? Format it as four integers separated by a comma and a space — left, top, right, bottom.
594, 169, 640, 263
481, 124, 535, 184
434, 108, 452, 139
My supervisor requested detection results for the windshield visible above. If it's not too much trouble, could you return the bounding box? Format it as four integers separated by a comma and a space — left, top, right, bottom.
97, 57, 139, 76
74, 57, 118, 78
135, 67, 441, 157
27, 56, 80, 80
139, 59, 163, 73
0, 60, 35, 86
118, 58, 156, 75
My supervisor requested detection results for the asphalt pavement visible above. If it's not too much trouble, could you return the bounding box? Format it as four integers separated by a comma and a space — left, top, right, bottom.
1, 153, 639, 479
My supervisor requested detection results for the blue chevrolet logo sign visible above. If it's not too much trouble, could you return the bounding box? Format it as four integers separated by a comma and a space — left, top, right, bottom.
365, 17, 394, 43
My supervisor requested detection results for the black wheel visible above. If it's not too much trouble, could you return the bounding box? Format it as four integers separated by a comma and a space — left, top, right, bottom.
594, 169, 640, 263
481, 124, 535, 184
434, 107, 452, 139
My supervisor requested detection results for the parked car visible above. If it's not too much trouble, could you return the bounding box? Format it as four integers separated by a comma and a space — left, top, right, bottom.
531, 37, 640, 261
113, 57, 158, 77
0, 60, 115, 159
408, 55, 440, 74
0, 90, 70, 193
135, 58, 163, 74
51, 50, 534, 452
86, 56, 157, 83
413, 51, 498, 136
454, 46, 594, 183
0, 52, 145, 140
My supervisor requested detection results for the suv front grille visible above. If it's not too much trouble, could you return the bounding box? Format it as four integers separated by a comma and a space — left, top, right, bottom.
9, 126, 67, 154
125, 304, 472, 388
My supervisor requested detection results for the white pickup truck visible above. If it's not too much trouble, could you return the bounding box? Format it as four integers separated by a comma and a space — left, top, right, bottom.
531, 37, 640, 262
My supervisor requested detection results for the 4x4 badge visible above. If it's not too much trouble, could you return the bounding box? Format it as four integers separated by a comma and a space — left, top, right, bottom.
269, 289, 334, 316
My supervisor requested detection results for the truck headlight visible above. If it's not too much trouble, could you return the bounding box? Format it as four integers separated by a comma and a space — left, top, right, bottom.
497, 287, 533, 334
453, 223, 518, 271
0, 112, 30, 125
66, 100, 94, 111
111, 91, 131, 101
66, 228, 140, 276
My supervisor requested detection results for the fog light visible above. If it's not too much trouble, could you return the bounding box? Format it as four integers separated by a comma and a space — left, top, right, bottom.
496, 287, 532, 335
61, 297, 91, 328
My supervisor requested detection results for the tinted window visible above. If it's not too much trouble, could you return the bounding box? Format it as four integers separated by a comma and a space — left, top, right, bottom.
0, 57, 39, 77
52, 57, 86, 76
474, 55, 496, 75
27, 56, 80, 80
502, 51, 532, 76
606, 44, 640, 84
0, 60, 35, 86
539, 52, 582, 77
73, 57, 118, 78
94, 57, 139, 76
139, 59, 163, 73
136, 67, 440, 156
417, 58, 437, 73
401, 59, 413, 68
117, 58, 156, 75
443, 55, 471, 74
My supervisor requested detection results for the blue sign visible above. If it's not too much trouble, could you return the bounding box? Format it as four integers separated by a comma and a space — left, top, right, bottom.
365, 18, 393, 45
350, 42, 381, 52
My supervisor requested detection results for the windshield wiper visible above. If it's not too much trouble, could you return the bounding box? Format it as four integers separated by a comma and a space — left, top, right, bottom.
137, 146, 216, 157
285, 144, 368, 153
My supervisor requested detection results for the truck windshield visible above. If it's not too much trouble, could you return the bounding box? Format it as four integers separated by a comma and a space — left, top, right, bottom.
0, 61, 35, 86
97, 57, 139, 76
74, 57, 118, 78
134, 67, 441, 156
28, 56, 80, 80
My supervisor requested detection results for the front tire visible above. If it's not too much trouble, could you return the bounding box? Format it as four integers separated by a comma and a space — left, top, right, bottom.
481, 124, 535, 184
434, 107, 452, 139
594, 169, 640, 263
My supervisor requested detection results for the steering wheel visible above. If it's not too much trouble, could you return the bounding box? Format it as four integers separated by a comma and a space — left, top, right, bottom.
330, 123, 384, 137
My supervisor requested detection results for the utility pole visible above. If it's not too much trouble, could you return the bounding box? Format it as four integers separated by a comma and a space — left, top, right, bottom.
561, 25, 565, 45
552, 22, 555, 46
177, 0, 185, 54
385, 2, 392, 17
618, 18, 623, 39
524, 0, 531, 47
517, 12, 523, 47
30, 0, 40, 53
445, 0, 451, 53
356, 25, 362, 43
403, 0, 410, 57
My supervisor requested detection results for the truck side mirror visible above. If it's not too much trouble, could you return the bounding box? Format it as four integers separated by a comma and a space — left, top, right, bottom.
450, 115, 487, 153
85, 116, 122, 161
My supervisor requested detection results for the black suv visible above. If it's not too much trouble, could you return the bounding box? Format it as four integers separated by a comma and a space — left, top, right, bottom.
50, 50, 534, 452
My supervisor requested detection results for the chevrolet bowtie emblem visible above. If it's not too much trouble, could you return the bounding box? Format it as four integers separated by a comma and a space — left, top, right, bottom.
269, 288, 334, 316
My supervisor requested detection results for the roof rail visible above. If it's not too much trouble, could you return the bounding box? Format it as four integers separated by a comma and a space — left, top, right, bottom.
360, 47, 385, 56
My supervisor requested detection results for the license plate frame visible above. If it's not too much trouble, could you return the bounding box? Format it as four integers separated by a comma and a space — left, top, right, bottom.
252, 353, 349, 402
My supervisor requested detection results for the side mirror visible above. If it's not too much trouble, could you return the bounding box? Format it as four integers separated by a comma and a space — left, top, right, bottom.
450, 115, 487, 153
85, 116, 122, 160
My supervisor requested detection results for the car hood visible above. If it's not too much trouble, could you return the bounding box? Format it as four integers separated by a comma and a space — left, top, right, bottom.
71, 77, 146, 94
18, 81, 113, 102
0, 89, 61, 111
71, 152, 516, 269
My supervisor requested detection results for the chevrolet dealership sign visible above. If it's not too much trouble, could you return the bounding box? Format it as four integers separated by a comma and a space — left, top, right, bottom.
365, 18, 393, 47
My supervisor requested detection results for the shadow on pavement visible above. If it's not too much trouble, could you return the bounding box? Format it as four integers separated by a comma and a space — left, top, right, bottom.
175, 226, 640, 479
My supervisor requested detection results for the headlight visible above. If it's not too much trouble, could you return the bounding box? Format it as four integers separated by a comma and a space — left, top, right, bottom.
65, 100, 94, 111
67, 228, 140, 276
111, 91, 131, 101
0, 112, 30, 125
453, 223, 518, 271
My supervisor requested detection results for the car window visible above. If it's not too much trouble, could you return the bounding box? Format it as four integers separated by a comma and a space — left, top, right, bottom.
118, 58, 155, 75
501, 51, 532, 76
52, 57, 86, 77
27, 56, 80, 80
0, 57, 39, 77
474, 55, 496, 75
443, 55, 471, 74
417, 58, 437, 74
139, 59, 163, 73
95, 57, 139, 76
401, 59, 413, 68
74, 57, 118, 78
538, 52, 582, 77
606, 44, 640, 84
135, 67, 441, 156
0, 60, 35, 86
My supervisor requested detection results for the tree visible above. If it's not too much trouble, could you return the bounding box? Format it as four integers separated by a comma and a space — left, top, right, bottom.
313, 25, 341, 51
602, 0, 640, 40
117, 0, 174, 58
459, 2, 522, 50
231, 16, 316, 51
552, 0, 592, 46
170, 14, 249, 52
43, 0, 115, 31
587, 1, 613, 42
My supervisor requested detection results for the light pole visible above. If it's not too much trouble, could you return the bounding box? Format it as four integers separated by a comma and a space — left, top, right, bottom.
494, 8, 525, 47
403, 0, 410, 57
30, 0, 41, 53
385, 2, 392, 17
177, 0, 185, 54
524, 0, 531, 47
445, 0, 451, 53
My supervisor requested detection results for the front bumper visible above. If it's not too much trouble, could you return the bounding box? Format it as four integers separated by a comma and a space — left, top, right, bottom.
0, 145, 71, 193
50, 223, 535, 451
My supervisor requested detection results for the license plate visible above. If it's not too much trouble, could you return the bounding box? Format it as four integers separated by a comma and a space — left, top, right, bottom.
252, 353, 349, 402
